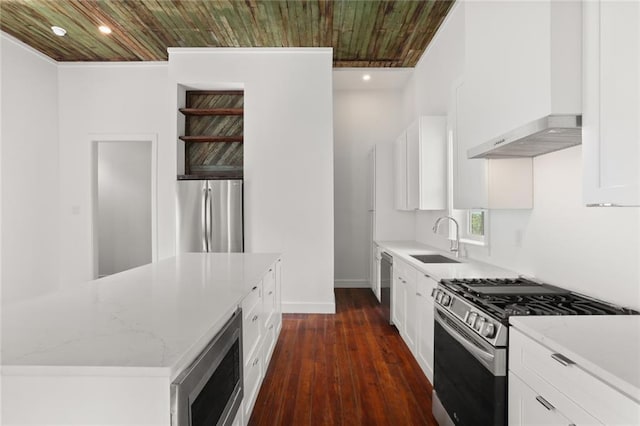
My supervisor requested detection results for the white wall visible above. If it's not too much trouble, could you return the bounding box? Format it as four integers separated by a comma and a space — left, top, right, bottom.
333, 89, 408, 287
169, 49, 335, 313
0, 33, 60, 303
464, 146, 640, 310
97, 141, 152, 277
405, 2, 640, 310
57, 63, 173, 285
404, 2, 466, 250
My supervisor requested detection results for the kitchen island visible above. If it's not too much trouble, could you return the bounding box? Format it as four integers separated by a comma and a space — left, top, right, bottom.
1, 252, 280, 425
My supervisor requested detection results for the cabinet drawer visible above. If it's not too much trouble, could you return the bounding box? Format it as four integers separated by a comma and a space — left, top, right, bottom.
263, 282, 276, 319
263, 316, 277, 368
263, 265, 275, 294
394, 258, 417, 283
243, 348, 263, 420
242, 306, 262, 362
242, 282, 262, 315
510, 328, 637, 425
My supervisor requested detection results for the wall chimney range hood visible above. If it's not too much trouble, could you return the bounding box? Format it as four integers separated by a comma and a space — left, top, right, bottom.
467, 115, 582, 159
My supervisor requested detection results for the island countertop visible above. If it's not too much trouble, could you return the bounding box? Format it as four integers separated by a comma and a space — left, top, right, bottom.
1, 253, 280, 381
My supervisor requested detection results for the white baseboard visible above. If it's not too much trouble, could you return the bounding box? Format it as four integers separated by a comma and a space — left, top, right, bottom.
334, 279, 371, 288
282, 301, 336, 314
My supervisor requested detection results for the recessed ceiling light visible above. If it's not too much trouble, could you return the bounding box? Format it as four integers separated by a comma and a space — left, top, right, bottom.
51, 26, 67, 37
362, 74, 371, 82
98, 25, 112, 35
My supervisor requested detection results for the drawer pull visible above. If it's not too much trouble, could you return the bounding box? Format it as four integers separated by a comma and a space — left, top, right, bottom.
268, 291, 273, 295
252, 358, 259, 367
424, 273, 431, 278
269, 324, 274, 330
535, 395, 555, 411
252, 286, 258, 291
416, 292, 422, 296
252, 315, 259, 322
551, 353, 575, 367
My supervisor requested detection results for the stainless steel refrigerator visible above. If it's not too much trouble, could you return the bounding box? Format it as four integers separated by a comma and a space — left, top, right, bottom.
177, 179, 243, 253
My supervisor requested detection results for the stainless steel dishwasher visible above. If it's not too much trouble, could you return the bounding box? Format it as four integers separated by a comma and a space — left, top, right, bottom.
380, 252, 393, 324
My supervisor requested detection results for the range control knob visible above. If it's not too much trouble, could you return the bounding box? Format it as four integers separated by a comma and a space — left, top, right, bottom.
467, 312, 478, 327
436, 291, 444, 304
474, 317, 485, 332
481, 323, 496, 338
441, 294, 451, 307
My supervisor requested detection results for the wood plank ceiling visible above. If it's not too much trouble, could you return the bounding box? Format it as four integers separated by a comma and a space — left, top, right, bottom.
0, 0, 455, 67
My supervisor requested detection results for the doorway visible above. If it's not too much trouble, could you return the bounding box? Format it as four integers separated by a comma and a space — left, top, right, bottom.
92, 135, 157, 278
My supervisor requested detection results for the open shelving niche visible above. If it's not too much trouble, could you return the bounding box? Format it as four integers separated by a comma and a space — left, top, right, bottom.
177, 90, 244, 179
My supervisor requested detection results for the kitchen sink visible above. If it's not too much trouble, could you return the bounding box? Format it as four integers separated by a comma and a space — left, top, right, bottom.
410, 254, 460, 264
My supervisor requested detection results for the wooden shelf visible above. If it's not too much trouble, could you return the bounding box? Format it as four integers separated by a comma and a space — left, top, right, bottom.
179, 135, 243, 143
179, 108, 244, 116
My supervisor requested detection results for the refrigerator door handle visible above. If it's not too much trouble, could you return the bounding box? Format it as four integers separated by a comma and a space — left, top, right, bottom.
202, 186, 209, 252
206, 186, 212, 252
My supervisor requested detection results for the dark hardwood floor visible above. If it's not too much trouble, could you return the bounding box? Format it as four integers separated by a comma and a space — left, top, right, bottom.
249, 288, 438, 426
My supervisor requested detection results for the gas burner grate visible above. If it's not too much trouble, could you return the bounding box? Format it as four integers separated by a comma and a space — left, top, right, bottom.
441, 278, 638, 320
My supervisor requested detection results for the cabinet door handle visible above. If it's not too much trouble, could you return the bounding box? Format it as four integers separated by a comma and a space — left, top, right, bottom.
424, 273, 431, 278
416, 292, 422, 296
551, 353, 575, 367
252, 315, 259, 322
252, 286, 258, 291
268, 291, 273, 295
535, 395, 555, 411
252, 357, 259, 367
269, 324, 274, 330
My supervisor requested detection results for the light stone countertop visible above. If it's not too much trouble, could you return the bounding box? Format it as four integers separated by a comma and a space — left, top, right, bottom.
510, 315, 640, 403
1, 252, 279, 381
376, 240, 518, 281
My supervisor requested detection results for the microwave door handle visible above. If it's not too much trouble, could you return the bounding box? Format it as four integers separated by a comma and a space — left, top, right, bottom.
434, 307, 504, 375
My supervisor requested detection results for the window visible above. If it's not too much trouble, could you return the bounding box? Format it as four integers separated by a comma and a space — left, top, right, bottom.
469, 210, 485, 237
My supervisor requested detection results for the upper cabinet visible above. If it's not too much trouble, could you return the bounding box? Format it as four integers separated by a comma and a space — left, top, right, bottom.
395, 116, 447, 211
453, 1, 582, 209
583, 1, 640, 206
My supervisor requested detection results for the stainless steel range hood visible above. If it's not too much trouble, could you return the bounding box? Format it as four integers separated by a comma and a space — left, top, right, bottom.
467, 115, 582, 159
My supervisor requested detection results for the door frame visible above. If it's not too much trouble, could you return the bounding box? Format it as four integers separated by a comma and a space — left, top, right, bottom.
90, 133, 158, 279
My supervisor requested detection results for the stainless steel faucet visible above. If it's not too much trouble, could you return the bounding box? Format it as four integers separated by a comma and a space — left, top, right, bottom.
433, 216, 461, 257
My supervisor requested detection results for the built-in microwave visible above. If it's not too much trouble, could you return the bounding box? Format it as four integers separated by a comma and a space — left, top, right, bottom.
171, 308, 243, 426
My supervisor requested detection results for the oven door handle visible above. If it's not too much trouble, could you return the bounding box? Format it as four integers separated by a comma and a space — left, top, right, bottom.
434, 306, 506, 376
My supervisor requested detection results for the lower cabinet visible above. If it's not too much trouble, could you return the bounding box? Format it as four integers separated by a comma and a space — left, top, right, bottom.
241, 257, 282, 425
509, 373, 576, 426
391, 256, 436, 383
509, 328, 637, 426
392, 258, 418, 352
416, 274, 437, 382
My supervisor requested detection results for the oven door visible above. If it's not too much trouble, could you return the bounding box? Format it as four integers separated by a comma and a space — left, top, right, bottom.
433, 305, 507, 426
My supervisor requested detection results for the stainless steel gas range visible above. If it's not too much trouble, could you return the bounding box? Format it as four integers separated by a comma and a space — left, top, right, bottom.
431, 277, 638, 426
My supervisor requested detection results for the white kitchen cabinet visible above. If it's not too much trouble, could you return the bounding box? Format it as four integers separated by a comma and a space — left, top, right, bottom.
509, 373, 578, 426
242, 258, 283, 425
583, 0, 640, 206
395, 117, 447, 211
509, 327, 637, 426
391, 257, 418, 352
416, 274, 437, 382
391, 261, 404, 331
